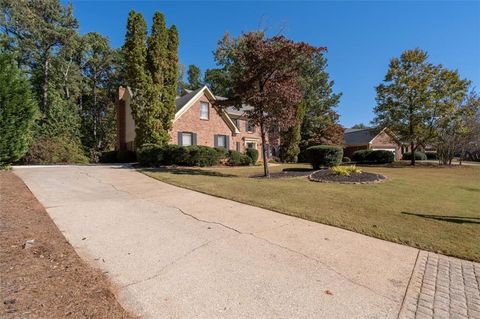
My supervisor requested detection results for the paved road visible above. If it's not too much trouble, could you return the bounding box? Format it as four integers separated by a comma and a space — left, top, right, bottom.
13, 165, 479, 318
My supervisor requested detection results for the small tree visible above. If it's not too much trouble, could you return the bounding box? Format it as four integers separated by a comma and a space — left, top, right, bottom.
213, 32, 322, 176
0, 53, 38, 166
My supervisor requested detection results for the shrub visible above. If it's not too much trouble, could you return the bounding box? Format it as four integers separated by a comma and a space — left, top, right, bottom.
22, 137, 88, 164
116, 150, 137, 163
342, 157, 351, 163
99, 150, 137, 163
368, 150, 394, 164
306, 145, 343, 169
227, 150, 251, 166
99, 151, 117, 163
245, 148, 259, 163
0, 53, 38, 166
402, 151, 427, 161
214, 147, 229, 159
137, 144, 164, 166
188, 145, 221, 167
352, 150, 369, 163
138, 144, 222, 167
331, 165, 362, 176
352, 150, 394, 164
426, 152, 438, 160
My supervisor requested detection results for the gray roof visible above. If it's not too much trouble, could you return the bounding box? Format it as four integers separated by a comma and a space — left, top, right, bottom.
344, 128, 377, 145
225, 105, 254, 117
175, 88, 253, 118
175, 87, 203, 112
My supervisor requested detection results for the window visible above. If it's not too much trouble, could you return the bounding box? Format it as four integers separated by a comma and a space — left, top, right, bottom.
181, 132, 193, 146
246, 142, 256, 149
236, 142, 241, 152
246, 121, 255, 133
200, 102, 209, 119
215, 135, 227, 148
234, 118, 241, 131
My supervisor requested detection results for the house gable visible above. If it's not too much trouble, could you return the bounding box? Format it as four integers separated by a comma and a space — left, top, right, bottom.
171, 89, 236, 147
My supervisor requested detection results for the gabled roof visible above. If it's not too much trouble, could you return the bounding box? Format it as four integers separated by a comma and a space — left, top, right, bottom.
174, 86, 240, 134
344, 128, 379, 145
175, 87, 203, 112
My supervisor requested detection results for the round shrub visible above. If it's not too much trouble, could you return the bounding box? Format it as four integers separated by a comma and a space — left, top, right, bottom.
306, 145, 343, 169
188, 145, 221, 167
227, 150, 251, 166
402, 151, 427, 161
246, 148, 259, 163
342, 156, 351, 163
137, 144, 164, 166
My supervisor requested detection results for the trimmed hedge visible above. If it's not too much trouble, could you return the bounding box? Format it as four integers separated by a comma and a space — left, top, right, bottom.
306, 145, 343, 169
352, 150, 394, 164
138, 144, 221, 167
246, 148, 259, 163
227, 150, 251, 166
342, 157, 351, 163
402, 151, 427, 161
426, 152, 437, 160
99, 150, 136, 163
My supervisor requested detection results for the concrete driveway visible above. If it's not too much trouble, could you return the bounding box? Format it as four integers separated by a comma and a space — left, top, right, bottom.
14, 165, 418, 318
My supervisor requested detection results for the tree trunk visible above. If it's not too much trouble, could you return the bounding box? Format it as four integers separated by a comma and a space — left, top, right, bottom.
260, 121, 270, 177
93, 75, 98, 149
410, 141, 416, 166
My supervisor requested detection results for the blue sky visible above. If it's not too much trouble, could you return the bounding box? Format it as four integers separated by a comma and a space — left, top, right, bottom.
70, 1, 480, 127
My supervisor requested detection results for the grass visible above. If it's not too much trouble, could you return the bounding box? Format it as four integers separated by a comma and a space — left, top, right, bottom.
141, 163, 480, 262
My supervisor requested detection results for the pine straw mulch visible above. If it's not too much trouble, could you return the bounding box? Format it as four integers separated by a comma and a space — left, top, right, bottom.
0, 170, 135, 319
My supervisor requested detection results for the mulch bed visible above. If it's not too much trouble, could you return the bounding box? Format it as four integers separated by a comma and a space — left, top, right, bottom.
309, 169, 386, 184
0, 171, 135, 319
252, 168, 315, 179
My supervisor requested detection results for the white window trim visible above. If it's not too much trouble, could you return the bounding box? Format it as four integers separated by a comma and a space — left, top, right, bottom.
182, 132, 193, 146
200, 102, 209, 120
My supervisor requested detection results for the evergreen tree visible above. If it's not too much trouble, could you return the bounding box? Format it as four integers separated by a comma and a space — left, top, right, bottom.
280, 102, 305, 162
122, 10, 152, 146
162, 25, 179, 131
0, 53, 38, 166
1, 0, 78, 114
187, 64, 202, 89
145, 12, 169, 145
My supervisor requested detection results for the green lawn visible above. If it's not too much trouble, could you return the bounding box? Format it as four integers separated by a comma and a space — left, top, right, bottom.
141, 163, 480, 262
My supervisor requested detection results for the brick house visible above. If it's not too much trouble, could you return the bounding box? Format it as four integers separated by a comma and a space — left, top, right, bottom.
343, 127, 405, 160
117, 85, 266, 155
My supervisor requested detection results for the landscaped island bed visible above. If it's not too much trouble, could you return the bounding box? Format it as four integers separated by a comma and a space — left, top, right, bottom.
142, 164, 480, 262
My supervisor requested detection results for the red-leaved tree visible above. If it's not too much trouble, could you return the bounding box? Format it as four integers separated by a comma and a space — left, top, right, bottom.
214, 32, 324, 177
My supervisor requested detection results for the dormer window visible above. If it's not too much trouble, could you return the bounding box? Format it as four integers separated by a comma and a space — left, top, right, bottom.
200, 102, 209, 120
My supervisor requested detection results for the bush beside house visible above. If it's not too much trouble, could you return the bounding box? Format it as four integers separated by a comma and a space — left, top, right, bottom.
137, 144, 254, 167
402, 151, 427, 161
306, 145, 343, 169
352, 150, 394, 164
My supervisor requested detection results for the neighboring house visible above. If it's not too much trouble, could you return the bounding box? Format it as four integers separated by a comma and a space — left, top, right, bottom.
343, 127, 405, 160
117, 85, 266, 156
